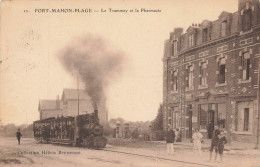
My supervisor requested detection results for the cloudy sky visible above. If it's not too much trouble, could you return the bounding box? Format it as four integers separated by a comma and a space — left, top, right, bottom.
0, 0, 237, 125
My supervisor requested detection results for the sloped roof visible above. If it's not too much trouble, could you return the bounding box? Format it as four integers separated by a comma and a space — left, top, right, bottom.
38, 100, 60, 111
62, 89, 92, 100
200, 20, 212, 28
186, 26, 198, 32
218, 11, 231, 19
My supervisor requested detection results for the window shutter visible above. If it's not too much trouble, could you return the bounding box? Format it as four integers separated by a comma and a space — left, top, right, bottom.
238, 108, 244, 131
249, 108, 253, 131
243, 70, 246, 80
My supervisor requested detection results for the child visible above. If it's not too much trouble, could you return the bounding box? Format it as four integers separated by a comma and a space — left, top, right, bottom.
217, 130, 227, 162
192, 128, 203, 155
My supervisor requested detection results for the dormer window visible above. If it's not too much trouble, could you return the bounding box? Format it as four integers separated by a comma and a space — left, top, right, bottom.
171, 40, 177, 57
221, 21, 227, 37
203, 28, 208, 42
242, 8, 253, 32
188, 34, 194, 47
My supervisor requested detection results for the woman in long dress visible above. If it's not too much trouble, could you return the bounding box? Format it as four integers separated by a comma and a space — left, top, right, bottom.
192, 128, 203, 155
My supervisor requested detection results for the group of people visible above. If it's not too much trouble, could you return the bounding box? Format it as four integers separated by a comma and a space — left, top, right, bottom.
166, 124, 227, 163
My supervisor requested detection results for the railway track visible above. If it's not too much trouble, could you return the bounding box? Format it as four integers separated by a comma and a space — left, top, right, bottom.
103, 149, 217, 167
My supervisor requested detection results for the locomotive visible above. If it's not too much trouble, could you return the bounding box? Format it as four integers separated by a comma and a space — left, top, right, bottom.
33, 110, 107, 149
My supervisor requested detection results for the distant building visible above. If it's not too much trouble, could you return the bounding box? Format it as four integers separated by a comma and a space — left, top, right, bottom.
61, 89, 94, 116
162, 0, 260, 144
38, 99, 63, 120
38, 88, 108, 125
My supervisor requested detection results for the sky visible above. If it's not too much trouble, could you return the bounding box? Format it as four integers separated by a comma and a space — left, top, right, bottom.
0, 0, 237, 125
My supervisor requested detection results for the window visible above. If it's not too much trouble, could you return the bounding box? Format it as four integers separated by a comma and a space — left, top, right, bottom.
172, 40, 177, 56
188, 34, 194, 47
237, 102, 253, 132
186, 65, 194, 89
218, 58, 226, 84
171, 71, 178, 92
241, 52, 250, 80
242, 8, 252, 31
203, 28, 208, 42
200, 62, 207, 86
217, 103, 226, 129
221, 21, 227, 37
244, 108, 249, 131
199, 104, 208, 129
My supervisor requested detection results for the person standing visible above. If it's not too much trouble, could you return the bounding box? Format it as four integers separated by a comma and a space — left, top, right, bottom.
207, 121, 214, 139
175, 128, 181, 142
192, 128, 203, 155
209, 125, 220, 161
166, 124, 175, 155
16, 129, 22, 145
217, 130, 227, 163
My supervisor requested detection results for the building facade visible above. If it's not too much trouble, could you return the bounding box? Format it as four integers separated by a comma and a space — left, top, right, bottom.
163, 0, 260, 144
38, 99, 63, 120
38, 89, 108, 126
61, 89, 108, 125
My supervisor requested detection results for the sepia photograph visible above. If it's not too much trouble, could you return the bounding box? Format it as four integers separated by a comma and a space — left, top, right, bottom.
0, 0, 260, 166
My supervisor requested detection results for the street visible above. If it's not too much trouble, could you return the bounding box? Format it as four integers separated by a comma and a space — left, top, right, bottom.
0, 137, 259, 167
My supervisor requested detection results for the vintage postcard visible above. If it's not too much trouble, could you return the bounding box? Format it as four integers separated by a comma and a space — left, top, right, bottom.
0, 0, 260, 166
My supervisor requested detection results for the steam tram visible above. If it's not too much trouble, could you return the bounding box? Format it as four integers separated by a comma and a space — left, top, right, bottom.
33, 110, 107, 149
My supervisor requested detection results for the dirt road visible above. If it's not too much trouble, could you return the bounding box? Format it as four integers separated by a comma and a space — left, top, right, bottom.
0, 137, 207, 167
0, 137, 259, 167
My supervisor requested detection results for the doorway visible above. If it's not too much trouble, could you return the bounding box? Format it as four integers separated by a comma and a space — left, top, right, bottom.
208, 110, 215, 124
188, 110, 192, 138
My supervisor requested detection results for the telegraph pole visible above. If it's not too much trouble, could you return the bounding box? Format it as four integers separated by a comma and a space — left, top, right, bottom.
77, 74, 79, 116
256, 50, 260, 149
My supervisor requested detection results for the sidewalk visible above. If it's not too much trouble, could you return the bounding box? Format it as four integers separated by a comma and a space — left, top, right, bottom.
150, 138, 260, 156
106, 139, 260, 167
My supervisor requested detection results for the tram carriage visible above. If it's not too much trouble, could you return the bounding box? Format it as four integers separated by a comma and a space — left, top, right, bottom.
33, 110, 107, 149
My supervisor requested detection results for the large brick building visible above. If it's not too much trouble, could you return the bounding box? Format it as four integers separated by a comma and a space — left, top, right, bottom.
162, 0, 260, 145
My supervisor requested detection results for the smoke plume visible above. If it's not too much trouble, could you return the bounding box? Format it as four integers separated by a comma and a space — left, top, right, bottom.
58, 34, 125, 108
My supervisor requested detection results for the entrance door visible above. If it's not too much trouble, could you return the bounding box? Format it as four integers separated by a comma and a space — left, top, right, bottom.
208, 110, 215, 124
188, 110, 192, 138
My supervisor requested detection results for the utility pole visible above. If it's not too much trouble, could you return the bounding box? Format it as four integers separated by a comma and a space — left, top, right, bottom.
77, 74, 79, 116
256, 50, 260, 149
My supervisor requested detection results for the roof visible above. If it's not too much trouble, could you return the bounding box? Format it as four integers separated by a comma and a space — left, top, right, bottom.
38, 100, 61, 111
62, 89, 92, 100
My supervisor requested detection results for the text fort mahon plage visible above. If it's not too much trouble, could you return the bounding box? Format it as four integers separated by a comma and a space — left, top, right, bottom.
34, 8, 162, 13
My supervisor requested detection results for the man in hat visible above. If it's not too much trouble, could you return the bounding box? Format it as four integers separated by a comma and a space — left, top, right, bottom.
166, 124, 175, 155
209, 125, 220, 161
16, 129, 22, 145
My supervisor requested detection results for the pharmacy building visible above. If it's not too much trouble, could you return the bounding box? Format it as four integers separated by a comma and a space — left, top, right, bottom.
162, 0, 260, 144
